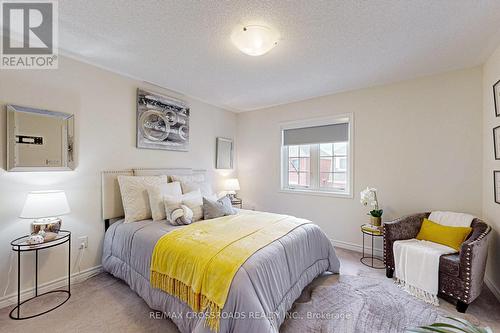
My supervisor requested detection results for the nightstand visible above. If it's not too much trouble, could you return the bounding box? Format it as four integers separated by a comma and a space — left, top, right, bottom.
360, 225, 385, 269
231, 198, 242, 209
10, 231, 71, 320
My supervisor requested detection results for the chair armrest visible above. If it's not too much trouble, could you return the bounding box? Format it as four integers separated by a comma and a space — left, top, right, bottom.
383, 212, 429, 269
458, 219, 491, 303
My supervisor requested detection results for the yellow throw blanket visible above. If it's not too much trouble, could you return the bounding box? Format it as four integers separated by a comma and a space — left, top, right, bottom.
150, 211, 309, 331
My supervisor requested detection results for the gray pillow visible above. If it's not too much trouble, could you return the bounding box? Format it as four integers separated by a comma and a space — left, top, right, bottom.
203, 196, 236, 220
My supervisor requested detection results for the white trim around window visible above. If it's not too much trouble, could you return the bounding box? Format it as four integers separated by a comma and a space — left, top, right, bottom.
279, 113, 354, 198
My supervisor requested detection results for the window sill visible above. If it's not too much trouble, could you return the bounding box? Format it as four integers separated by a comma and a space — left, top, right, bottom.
279, 188, 353, 199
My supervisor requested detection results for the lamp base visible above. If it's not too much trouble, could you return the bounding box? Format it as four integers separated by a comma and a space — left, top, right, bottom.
31, 217, 62, 241
227, 193, 240, 200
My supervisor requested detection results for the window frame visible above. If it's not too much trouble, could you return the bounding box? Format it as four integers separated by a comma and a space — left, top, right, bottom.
285, 145, 311, 189
280, 114, 354, 198
318, 142, 348, 191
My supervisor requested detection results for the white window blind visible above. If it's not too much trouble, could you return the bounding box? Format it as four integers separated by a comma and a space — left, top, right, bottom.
283, 123, 348, 146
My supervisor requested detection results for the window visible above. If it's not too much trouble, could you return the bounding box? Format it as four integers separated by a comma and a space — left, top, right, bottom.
288, 145, 310, 187
281, 115, 352, 197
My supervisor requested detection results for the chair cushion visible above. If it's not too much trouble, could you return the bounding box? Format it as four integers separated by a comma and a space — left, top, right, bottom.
416, 218, 472, 251
439, 253, 460, 277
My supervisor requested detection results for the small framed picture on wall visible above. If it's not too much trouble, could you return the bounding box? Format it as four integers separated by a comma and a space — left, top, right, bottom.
495, 79, 500, 117
495, 126, 500, 160
495, 171, 500, 204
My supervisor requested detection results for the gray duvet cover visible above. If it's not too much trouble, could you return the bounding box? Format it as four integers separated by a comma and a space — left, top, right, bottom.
102, 211, 340, 333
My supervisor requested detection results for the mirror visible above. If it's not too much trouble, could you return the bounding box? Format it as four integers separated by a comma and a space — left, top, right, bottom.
216, 137, 233, 169
7, 105, 75, 171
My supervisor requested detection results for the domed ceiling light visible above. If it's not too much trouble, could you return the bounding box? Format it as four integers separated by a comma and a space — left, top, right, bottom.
231, 25, 280, 56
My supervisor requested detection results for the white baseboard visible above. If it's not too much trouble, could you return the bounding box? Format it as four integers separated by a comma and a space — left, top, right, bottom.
485, 276, 500, 302
331, 238, 383, 258
0, 265, 102, 309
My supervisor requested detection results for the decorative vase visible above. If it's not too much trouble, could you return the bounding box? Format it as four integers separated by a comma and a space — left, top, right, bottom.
370, 216, 381, 226
31, 218, 62, 241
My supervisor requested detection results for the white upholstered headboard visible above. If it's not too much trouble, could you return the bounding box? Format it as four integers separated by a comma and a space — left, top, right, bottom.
101, 168, 207, 227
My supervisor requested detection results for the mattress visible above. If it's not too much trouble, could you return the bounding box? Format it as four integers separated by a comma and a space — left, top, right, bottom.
102, 211, 340, 333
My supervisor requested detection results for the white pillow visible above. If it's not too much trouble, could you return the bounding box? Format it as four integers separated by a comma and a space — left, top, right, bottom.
117, 176, 168, 223
164, 189, 204, 222
147, 181, 182, 221
171, 174, 214, 197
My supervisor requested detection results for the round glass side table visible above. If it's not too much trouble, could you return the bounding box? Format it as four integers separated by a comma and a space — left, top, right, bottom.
360, 226, 385, 269
9, 230, 71, 320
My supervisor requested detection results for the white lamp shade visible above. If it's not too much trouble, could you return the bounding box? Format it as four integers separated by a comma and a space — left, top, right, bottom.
231, 25, 280, 56
224, 178, 241, 192
20, 190, 70, 219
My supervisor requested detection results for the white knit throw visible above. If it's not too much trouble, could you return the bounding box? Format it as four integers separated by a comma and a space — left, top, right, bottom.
393, 239, 456, 306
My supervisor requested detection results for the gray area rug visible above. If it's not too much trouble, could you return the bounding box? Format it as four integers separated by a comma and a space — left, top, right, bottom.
281, 274, 451, 333
0, 272, 490, 333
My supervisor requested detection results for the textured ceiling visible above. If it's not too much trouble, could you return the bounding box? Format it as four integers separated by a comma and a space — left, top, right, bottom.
59, 0, 500, 112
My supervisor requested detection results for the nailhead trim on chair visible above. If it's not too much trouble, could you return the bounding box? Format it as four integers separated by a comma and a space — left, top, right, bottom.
383, 227, 387, 266
460, 245, 472, 303
465, 245, 471, 303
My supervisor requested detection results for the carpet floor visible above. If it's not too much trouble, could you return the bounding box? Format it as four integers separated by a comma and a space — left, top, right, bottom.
0, 248, 498, 333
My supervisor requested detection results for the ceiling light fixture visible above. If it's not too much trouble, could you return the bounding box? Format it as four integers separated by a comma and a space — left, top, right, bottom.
231, 25, 280, 56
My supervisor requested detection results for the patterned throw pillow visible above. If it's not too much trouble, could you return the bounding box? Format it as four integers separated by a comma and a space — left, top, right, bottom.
117, 175, 168, 223
202, 196, 236, 220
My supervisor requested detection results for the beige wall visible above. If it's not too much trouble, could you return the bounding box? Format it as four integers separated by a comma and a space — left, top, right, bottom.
0, 56, 237, 300
237, 67, 483, 255
482, 45, 500, 298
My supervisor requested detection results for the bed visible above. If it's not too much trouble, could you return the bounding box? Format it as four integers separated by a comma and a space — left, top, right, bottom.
101, 168, 340, 333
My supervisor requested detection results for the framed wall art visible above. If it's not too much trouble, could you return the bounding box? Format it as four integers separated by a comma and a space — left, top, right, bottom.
495, 171, 500, 204
494, 79, 500, 117
494, 125, 500, 160
136, 89, 190, 151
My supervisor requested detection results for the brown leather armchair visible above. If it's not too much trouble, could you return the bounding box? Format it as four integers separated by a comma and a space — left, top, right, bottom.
383, 213, 491, 313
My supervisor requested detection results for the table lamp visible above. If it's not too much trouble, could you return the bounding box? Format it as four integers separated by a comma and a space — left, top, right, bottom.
224, 178, 240, 200
20, 190, 70, 241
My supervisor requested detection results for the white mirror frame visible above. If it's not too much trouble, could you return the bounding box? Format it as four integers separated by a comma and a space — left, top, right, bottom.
216, 137, 233, 169
6, 104, 75, 172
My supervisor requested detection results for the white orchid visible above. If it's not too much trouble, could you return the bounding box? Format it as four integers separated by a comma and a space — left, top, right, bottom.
360, 187, 377, 207
360, 187, 383, 217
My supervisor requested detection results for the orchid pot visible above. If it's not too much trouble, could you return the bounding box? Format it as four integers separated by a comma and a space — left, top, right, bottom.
370, 215, 382, 226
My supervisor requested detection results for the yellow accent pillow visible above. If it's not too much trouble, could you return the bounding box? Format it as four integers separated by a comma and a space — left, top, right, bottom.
416, 218, 472, 251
